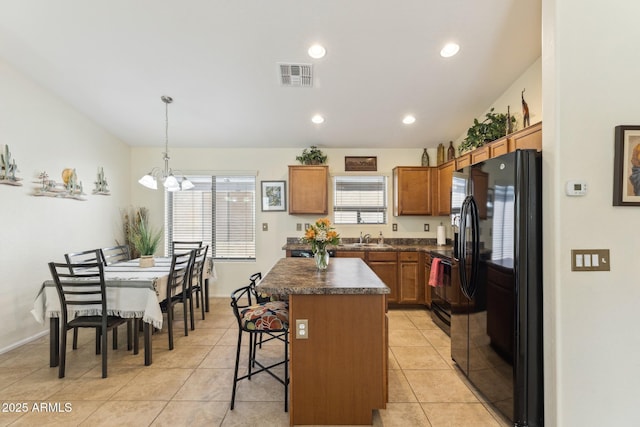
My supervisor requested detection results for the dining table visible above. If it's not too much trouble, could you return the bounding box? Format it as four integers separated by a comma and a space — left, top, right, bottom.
31, 256, 216, 367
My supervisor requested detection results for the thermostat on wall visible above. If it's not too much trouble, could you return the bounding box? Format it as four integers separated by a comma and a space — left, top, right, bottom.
566, 180, 587, 196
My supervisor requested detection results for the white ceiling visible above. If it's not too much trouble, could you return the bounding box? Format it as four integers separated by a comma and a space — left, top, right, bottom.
0, 0, 541, 149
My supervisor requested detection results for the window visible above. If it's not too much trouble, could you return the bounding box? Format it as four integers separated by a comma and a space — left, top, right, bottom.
166, 175, 256, 260
333, 175, 387, 224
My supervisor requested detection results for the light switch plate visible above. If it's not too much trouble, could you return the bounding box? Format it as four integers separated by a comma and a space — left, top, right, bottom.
262, 223, 268, 231
571, 249, 610, 271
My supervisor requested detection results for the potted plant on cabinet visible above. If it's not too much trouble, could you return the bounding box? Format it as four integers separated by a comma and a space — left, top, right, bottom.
458, 108, 516, 154
296, 145, 327, 165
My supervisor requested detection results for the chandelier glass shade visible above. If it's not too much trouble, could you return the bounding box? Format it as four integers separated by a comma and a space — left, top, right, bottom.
138, 95, 193, 192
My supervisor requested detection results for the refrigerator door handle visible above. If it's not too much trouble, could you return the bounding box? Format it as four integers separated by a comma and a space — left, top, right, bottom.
467, 196, 480, 298
458, 196, 471, 299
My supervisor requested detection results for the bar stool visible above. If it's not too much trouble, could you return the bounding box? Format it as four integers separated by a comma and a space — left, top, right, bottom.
230, 284, 289, 412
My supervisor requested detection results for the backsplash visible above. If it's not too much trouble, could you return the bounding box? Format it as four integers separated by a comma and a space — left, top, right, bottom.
286, 237, 449, 246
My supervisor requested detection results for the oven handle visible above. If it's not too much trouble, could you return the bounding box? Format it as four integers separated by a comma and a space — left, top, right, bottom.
437, 258, 452, 267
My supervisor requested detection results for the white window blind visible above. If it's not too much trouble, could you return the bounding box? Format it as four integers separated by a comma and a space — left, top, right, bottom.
166, 175, 256, 260
333, 175, 387, 224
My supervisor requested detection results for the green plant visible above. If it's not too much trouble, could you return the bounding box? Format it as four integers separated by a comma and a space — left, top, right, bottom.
296, 145, 327, 165
121, 207, 162, 257
458, 108, 516, 154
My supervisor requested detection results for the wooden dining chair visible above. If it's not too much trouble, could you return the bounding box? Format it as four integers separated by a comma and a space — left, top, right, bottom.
159, 249, 196, 350
64, 249, 102, 274
48, 250, 130, 378
171, 240, 202, 256
186, 245, 209, 329
100, 245, 131, 266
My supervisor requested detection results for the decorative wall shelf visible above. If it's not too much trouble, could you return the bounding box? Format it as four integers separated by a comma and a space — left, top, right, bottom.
33, 170, 86, 201
0, 145, 22, 186
92, 167, 110, 195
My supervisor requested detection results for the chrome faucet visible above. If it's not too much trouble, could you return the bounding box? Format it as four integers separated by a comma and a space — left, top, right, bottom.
359, 232, 371, 244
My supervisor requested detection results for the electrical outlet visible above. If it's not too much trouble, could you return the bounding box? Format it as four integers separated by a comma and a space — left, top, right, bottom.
296, 223, 302, 231
262, 223, 268, 231
392, 223, 398, 232
424, 224, 430, 232
296, 319, 309, 339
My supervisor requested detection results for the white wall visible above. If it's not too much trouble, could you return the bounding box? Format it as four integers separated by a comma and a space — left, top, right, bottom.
543, 0, 640, 425
452, 57, 543, 146
0, 60, 131, 352
131, 146, 452, 297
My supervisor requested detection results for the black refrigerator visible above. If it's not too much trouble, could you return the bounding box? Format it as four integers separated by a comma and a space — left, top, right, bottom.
450, 149, 543, 426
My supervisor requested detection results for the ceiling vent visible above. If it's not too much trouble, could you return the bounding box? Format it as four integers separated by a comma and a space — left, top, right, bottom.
278, 63, 313, 87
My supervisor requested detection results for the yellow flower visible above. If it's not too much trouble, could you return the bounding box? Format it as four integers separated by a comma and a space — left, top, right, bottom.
300, 217, 341, 251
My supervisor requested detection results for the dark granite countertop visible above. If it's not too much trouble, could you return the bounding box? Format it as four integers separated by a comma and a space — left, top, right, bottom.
257, 258, 390, 295
283, 237, 453, 256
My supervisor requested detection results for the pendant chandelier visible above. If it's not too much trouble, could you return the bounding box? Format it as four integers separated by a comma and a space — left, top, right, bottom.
138, 95, 194, 191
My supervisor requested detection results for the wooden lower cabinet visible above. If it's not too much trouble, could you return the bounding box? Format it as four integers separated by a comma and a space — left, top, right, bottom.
289, 294, 387, 425
366, 251, 398, 304
334, 251, 365, 260
398, 252, 424, 304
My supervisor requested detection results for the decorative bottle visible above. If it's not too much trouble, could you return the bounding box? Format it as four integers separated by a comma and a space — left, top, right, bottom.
421, 149, 429, 167
447, 141, 455, 161
437, 143, 445, 165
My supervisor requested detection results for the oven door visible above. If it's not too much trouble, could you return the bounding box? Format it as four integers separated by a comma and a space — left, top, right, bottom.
430, 257, 452, 336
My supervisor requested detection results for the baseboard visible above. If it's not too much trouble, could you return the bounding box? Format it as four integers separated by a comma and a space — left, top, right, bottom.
0, 330, 49, 355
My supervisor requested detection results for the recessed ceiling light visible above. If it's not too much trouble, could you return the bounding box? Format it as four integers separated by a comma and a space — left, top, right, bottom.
308, 44, 326, 59
440, 42, 460, 58
402, 115, 416, 125
311, 114, 325, 124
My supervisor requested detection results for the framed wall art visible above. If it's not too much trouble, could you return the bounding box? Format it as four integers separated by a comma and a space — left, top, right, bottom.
261, 180, 287, 211
613, 125, 640, 206
344, 156, 377, 171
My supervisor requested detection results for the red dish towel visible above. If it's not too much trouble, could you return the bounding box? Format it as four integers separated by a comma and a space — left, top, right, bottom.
428, 258, 444, 287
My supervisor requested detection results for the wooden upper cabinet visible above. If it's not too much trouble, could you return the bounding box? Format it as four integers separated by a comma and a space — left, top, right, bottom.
456, 123, 542, 172
489, 136, 509, 157
288, 165, 328, 214
456, 153, 471, 170
436, 160, 455, 216
393, 167, 433, 216
508, 121, 542, 152
470, 146, 490, 164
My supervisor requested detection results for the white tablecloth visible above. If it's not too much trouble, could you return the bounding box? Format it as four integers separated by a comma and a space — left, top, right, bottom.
31, 257, 216, 330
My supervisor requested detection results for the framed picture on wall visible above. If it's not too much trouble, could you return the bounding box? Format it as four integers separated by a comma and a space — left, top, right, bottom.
344, 156, 377, 171
261, 180, 287, 211
613, 125, 640, 206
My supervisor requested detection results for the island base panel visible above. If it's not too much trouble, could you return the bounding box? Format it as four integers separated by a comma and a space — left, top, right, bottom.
289, 293, 387, 425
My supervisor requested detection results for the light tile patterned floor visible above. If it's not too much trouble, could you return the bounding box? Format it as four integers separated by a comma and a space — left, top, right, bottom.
0, 299, 509, 426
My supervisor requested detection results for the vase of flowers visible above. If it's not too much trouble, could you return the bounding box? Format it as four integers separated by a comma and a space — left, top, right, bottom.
300, 218, 340, 271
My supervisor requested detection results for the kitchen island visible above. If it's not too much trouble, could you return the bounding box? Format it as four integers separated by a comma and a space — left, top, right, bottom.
258, 257, 390, 426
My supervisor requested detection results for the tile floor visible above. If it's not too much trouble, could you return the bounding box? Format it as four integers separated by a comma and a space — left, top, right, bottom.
0, 299, 509, 426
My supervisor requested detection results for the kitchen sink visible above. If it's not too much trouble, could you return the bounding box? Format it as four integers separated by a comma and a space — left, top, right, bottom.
339, 243, 394, 248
